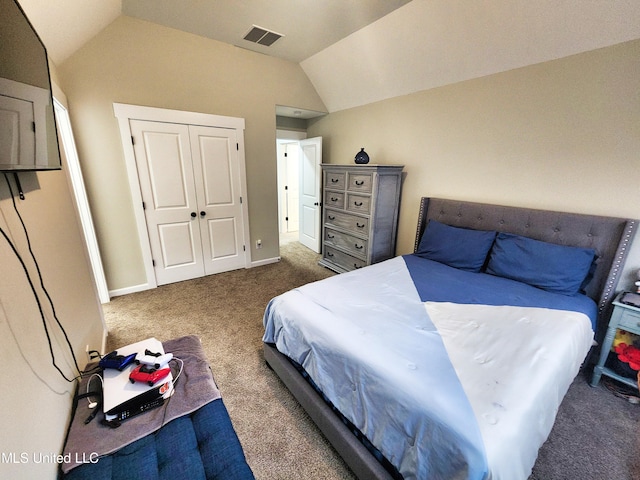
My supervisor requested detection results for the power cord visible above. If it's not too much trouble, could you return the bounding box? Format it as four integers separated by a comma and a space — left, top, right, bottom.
153, 356, 184, 429
86, 373, 103, 409
2, 173, 82, 381
0, 226, 78, 382
602, 377, 640, 404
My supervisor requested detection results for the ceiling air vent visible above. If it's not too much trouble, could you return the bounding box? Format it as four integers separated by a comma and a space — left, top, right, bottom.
243, 25, 283, 47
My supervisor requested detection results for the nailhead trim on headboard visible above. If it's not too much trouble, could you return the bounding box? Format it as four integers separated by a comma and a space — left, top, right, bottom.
598, 220, 637, 318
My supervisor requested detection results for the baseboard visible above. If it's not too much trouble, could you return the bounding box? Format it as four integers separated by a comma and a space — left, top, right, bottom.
109, 283, 152, 298
251, 256, 281, 268
108, 259, 281, 297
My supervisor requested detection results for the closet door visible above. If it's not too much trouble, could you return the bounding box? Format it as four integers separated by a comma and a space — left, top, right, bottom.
189, 125, 246, 275
130, 120, 204, 285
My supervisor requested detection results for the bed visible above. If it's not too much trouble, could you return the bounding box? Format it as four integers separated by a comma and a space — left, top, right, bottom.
262, 197, 637, 480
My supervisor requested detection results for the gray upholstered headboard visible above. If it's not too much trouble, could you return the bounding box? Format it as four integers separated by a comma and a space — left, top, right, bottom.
414, 197, 637, 343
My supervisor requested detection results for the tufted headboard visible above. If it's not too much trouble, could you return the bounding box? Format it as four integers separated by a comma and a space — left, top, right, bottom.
414, 197, 637, 344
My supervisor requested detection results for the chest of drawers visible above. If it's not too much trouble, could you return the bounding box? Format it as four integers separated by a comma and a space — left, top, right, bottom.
318, 164, 403, 273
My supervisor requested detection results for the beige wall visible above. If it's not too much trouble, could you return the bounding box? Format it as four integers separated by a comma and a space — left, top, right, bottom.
308, 39, 640, 289
0, 63, 105, 475
58, 16, 326, 292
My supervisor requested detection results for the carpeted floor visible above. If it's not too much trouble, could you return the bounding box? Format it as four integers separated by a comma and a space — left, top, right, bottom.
103, 242, 639, 480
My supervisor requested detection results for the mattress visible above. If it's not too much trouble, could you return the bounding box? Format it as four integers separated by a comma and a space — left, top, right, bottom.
262, 255, 594, 479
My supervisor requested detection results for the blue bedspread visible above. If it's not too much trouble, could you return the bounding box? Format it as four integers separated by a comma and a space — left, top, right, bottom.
263, 255, 595, 480
403, 255, 597, 329
264, 256, 487, 479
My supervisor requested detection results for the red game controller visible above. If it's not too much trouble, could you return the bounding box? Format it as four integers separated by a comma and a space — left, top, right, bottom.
129, 364, 171, 386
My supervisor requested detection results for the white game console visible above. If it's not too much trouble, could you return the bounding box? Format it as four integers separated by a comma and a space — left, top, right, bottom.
102, 337, 174, 422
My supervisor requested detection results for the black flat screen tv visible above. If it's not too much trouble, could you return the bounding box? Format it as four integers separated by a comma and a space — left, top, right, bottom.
0, 0, 61, 172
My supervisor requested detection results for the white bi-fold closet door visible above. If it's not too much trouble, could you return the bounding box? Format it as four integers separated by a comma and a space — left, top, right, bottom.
131, 119, 246, 286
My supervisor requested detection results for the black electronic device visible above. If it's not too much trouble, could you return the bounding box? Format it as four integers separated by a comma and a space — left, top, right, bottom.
111, 396, 165, 422
619, 292, 640, 309
105, 380, 171, 420
0, 0, 62, 172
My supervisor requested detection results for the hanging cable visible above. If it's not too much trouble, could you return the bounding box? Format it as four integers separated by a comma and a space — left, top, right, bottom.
0, 225, 76, 382
3, 173, 81, 375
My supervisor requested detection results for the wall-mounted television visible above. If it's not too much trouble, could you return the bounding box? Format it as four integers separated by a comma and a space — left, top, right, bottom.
0, 0, 61, 172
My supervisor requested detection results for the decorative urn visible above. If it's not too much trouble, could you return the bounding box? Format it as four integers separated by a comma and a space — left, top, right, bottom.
354, 148, 370, 164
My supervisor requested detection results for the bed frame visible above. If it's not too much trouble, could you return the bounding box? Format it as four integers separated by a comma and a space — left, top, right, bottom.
264, 197, 637, 480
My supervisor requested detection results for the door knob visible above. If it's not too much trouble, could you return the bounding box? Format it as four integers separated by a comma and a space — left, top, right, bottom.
190, 212, 197, 218
200, 211, 206, 217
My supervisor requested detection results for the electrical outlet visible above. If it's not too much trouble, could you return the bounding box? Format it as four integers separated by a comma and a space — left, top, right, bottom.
256, 239, 262, 249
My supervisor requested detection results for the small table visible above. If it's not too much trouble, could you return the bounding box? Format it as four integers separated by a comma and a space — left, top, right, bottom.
591, 292, 640, 389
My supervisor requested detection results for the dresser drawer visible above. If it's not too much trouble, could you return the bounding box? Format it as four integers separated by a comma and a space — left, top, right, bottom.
324, 228, 367, 258
323, 246, 367, 271
346, 193, 371, 214
618, 308, 640, 332
324, 191, 345, 209
324, 171, 346, 190
325, 209, 369, 236
347, 173, 373, 193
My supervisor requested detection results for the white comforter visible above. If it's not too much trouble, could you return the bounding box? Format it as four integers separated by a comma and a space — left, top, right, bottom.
263, 257, 594, 479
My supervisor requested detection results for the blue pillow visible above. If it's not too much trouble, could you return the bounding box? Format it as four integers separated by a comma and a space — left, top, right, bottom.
486, 233, 596, 296
416, 220, 496, 272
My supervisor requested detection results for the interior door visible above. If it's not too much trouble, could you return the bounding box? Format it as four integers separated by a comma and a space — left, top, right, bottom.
298, 137, 322, 252
189, 125, 246, 275
131, 120, 204, 285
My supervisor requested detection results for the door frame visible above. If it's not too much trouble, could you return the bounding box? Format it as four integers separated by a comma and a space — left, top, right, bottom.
113, 103, 251, 290
276, 139, 302, 234
276, 130, 307, 240
53, 83, 110, 305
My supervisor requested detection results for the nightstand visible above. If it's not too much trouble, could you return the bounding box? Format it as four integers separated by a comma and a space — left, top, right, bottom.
590, 292, 640, 389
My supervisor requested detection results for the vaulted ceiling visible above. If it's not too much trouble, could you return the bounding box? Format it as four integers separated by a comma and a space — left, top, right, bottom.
16, 0, 640, 113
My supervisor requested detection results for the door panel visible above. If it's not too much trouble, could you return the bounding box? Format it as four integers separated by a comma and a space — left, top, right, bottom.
145, 131, 190, 208
189, 125, 246, 274
157, 222, 199, 267
301, 205, 317, 238
199, 135, 233, 205
298, 137, 322, 253
131, 120, 203, 285
207, 217, 238, 258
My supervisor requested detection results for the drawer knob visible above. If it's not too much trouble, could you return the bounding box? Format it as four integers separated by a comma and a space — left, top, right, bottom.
327, 234, 335, 239
354, 201, 363, 207
327, 252, 334, 257
331, 178, 339, 183
328, 215, 335, 220
355, 244, 363, 249
356, 222, 365, 228
355, 180, 364, 186
331, 197, 338, 202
